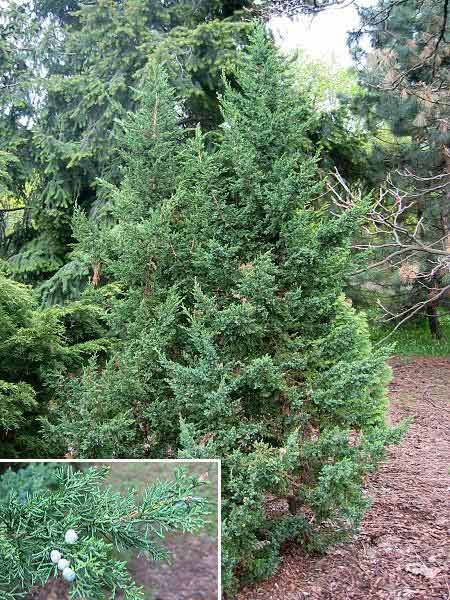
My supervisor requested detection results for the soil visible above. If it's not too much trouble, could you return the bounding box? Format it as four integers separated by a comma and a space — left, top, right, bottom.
28, 578, 69, 600
237, 356, 450, 600
129, 532, 218, 600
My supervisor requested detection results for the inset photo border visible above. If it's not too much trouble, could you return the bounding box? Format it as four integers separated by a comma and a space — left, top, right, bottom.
0, 459, 221, 600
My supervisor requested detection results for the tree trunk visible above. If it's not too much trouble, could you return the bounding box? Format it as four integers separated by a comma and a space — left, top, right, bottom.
429, 145, 450, 340
442, 146, 450, 253
287, 494, 298, 515
426, 300, 442, 339
415, 196, 440, 338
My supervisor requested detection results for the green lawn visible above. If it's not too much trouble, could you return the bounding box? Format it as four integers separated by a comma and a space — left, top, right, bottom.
371, 313, 450, 357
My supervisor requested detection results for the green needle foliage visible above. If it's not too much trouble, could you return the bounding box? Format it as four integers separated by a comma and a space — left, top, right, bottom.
0, 0, 251, 296
41, 26, 404, 591
0, 465, 210, 599
0, 266, 111, 457
0, 463, 60, 503
348, 0, 450, 333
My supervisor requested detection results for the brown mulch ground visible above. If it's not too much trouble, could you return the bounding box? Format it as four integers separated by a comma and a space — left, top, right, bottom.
238, 356, 450, 600
28, 578, 69, 600
129, 532, 218, 600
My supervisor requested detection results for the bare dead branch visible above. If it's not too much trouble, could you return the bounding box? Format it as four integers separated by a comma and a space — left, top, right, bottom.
329, 168, 450, 330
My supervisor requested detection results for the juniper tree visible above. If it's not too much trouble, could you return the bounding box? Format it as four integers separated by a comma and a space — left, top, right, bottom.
0, 464, 210, 599
42, 26, 404, 591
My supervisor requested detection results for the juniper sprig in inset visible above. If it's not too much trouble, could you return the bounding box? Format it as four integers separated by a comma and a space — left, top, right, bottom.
0, 465, 210, 599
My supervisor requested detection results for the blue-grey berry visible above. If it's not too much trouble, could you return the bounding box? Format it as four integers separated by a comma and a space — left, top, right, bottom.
50, 550, 61, 564
64, 529, 78, 544
57, 558, 70, 571
62, 567, 76, 583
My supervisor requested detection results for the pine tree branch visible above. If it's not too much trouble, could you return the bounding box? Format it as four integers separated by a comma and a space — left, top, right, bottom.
432, 0, 449, 78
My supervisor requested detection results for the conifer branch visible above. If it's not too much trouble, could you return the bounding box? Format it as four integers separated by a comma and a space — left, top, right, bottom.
0, 465, 210, 600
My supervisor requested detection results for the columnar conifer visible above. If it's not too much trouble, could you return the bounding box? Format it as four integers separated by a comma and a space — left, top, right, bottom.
43, 26, 403, 591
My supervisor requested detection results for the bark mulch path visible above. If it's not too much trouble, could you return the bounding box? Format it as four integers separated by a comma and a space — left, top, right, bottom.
129, 532, 218, 600
238, 356, 450, 600
28, 578, 69, 600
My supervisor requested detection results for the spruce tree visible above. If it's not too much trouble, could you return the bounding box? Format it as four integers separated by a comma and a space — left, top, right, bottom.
0, 464, 210, 599
43, 26, 403, 591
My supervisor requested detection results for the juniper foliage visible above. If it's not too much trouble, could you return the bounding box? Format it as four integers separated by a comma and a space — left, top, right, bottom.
0, 465, 209, 599
0, 463, 60, 503
42, 26, 404, 591
0, 0, 251, 296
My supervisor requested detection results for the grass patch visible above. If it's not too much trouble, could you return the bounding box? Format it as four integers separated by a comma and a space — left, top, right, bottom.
371, 313, 450, 357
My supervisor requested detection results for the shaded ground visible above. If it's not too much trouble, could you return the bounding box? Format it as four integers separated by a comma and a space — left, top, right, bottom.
238, 357, 450, 600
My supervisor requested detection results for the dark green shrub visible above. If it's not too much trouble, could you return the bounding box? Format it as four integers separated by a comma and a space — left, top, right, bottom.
0, 269, 110, 457
42, 27, 404, 591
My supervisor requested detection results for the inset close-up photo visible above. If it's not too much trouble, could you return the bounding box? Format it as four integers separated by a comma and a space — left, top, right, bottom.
0, 461, 219, 600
